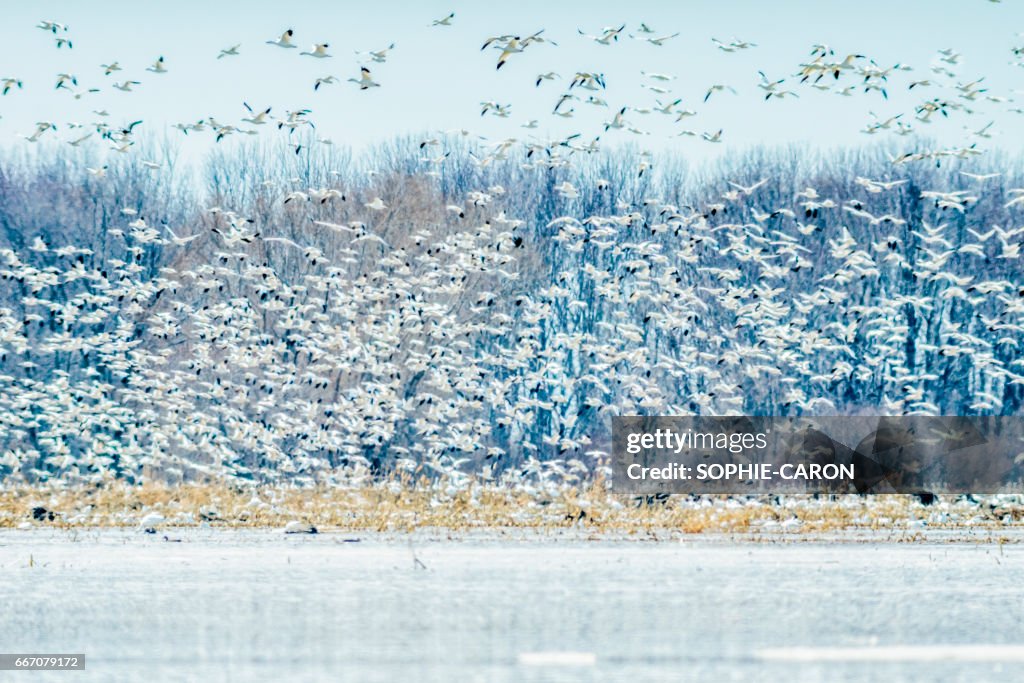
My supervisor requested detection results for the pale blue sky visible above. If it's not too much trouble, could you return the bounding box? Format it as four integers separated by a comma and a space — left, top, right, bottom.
0, 0, 1021, 166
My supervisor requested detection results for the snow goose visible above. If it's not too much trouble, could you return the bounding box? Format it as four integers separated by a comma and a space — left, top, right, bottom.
432, 12, 455, 26
535, 71, 559, 87
241, 103, 272, 124
360, 43, 396, 63
314, 75, 338, 90
348, 67, 380, 89
266, 29, 297, 48
1, 78, 22, 95
637, 32, 679, 46
301, 43, 332, 58
217, 44, 240, 59
146, 56, 167, 74
37, 20, 68, 33
704, 84, 736, 102
165, 225, 201, 246
578, 25, 625, 45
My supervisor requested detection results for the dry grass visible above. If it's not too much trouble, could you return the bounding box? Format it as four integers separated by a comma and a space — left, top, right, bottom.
3, 481, 1023, 535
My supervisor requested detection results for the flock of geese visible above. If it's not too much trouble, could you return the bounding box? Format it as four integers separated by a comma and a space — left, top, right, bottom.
0, 11, 1022, 486
2, 11, 1021, 162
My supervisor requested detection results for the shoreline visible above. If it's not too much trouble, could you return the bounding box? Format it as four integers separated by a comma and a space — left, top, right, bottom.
3, 526, 1022, 545
3, 483, 1022, 538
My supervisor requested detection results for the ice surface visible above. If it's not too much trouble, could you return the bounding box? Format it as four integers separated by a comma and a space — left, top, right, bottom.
1, 529, 1022, 682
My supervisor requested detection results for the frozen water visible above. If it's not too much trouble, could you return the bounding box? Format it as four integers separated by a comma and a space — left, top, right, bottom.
1, 529, 1023, 682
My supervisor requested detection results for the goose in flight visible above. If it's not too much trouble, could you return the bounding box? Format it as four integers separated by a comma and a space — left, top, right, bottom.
360, 43, 396, 63
348, 67, 380, 89
242, 103, 272, 124
535, 71, 559, 87
603, 106, 628, 131
314, 75, 338, 90
959, 171, 1001, 182
579, 24, 626, 45
728, 178, 768, 195
365, 197, 388, 211
263, 236, 303, 249
553, 93, 577, 113
495, 38, 524, 70
432, 12, 455, 26
113, 80, 141, 91
217, 44, 240, 59
1005, 190, 1024, 209
37, 20, 68, 33
704, 84, 736, 102
301, 43, 332, 58
55, 72, 77, 89
555, 181, 580, 199
757, 71, 785, 93
55, 37, 73, 49
969, 121, 995, 139
1, 78, 22, 95
765, 88, 798, 101
480, 101, 511, 117
165, 225, 201, 246
146, 56, 167, 74
712, 37, 757, 52
569, 72, 606, 90
21, 121, 56, 142
67, 132, 93, 147
101, 62, 121, 75
266, 29, 297, 48
481, 34, 516, 50
634, 32, 679, 46
702, 129, 724, 143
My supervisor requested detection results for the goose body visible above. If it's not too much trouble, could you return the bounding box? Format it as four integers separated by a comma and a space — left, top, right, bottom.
348, 67, 380, 89
266, 29, 296, 48
146, 56, 167, 74
301, 43, 332, 58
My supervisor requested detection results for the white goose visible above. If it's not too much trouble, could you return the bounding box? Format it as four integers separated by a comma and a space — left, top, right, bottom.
146, 56, 167, 74
432, 12, 455, 26
348, 67, 380, 89
1, 78, 22, 95
266, 29, 297, 48
165, 225, 201, 246
314, 75, 338, 90
242, 103, 272, 124
37, 20, 69, 33
535, 71, 559, 87
361, 43, 396, 63
301, 43, 332, 58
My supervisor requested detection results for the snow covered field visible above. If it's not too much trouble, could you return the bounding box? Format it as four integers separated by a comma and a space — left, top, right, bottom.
2, 529, 1023, 681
